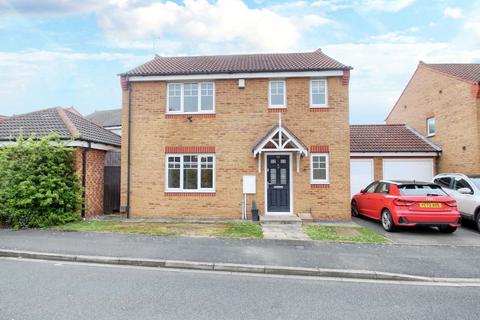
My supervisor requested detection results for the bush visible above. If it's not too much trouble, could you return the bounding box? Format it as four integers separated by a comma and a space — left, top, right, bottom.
0, 134, 82, 228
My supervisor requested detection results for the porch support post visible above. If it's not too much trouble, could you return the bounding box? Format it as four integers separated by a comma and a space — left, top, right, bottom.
296, 153, 300, 173
258, 154, 261, 173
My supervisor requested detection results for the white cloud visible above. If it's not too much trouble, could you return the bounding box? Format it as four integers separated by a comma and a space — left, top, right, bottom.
443, 7, 462, 19
312, 0, 415, 12
97, 0, 312, 53
370, 32, 416, 43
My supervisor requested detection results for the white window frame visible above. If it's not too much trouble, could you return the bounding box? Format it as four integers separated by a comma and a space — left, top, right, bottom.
268, 80, 286, 108
166, 82, 215, 114
427, 117, 435, 137
310, 153, 330, 184
165, 154, 216, 192
310, 79, 328, 108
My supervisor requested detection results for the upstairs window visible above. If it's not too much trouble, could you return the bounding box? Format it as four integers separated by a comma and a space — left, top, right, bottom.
310, 79, 327, 107
427, 117, 435, 136
166, 154, 215, 192
167, 82, 215, 114
269, 80, 286, 108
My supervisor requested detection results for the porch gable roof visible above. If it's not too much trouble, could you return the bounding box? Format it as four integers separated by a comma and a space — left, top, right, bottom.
252, 124, 308, 157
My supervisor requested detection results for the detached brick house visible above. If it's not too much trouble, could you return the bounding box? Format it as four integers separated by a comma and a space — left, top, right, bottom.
386, 63, 480, 174
120, 49, 352, 220
0, 107, 121, 216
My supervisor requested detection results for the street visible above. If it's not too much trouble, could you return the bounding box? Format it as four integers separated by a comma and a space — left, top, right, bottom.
1, 258, 479, 320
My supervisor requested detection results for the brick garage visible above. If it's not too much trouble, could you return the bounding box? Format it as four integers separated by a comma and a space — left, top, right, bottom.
0, 107, 121, 217
350, 124, 441, 196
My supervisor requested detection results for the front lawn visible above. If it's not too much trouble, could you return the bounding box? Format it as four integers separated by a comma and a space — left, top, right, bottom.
55, 220, 263, 239
304, 225, 389, 244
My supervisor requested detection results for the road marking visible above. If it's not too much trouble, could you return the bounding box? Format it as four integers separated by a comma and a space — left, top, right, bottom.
2, 257, 480, 288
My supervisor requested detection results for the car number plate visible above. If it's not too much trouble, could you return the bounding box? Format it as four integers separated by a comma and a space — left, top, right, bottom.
419, 203, 442, 209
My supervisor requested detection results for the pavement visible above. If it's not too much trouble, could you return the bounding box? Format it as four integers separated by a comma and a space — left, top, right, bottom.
1, 258, 480, 320
261, 223, 309, 240
353, 215, 480, 246
1, 228, 480, 279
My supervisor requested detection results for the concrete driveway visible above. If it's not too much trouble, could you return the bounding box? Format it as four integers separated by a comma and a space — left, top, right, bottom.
353, 215, 480, 246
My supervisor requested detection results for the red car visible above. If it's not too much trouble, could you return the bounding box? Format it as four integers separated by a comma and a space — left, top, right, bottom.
351, 180, 461, 233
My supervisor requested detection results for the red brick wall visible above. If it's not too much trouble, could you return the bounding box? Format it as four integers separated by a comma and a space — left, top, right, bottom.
74, 148, 106, 217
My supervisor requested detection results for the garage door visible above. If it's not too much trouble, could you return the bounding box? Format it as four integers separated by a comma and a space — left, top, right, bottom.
350, 159, 374, 197
383, 159, 434, 182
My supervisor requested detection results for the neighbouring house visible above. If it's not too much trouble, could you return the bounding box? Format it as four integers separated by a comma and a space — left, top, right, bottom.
349, 124, 441, 196
386, 62, 480, 174
86, 108, 122, 136
119, 49, 352, 220
0, 107, 121, 216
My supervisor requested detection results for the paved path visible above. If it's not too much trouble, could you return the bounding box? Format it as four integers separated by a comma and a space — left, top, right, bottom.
261, 223, 309, 240
1, 229, 480, 278
2, 258, 479, 320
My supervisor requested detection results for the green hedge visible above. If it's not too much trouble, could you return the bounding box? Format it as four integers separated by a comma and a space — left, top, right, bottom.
0, 134, 82, 228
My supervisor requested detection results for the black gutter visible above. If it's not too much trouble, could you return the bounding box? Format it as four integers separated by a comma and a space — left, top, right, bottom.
126, 80, 132, 219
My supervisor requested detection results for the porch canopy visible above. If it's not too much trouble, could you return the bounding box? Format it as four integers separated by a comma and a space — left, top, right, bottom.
252, 122, 308, 173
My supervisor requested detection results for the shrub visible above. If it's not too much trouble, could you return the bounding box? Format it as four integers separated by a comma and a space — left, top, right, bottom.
0, 134, 82, 228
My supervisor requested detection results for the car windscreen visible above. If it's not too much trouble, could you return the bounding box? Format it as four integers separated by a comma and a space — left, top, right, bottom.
469, 177, 480, 189
398, 184, 447, 196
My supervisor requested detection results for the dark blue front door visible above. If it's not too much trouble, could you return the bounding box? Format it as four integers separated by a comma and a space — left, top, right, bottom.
267, 155, 290, 212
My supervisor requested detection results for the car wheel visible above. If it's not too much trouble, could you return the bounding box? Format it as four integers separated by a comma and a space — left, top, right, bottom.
351, 201, 360, 217
438, 225, 457, 234
381, 209, 396, 232
475, 213, 480, 232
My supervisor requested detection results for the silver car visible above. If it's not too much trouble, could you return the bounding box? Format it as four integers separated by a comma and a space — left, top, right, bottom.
433, 173, 480, 231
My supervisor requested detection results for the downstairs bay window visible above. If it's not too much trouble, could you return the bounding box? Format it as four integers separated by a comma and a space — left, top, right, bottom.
166, 154, 215, 192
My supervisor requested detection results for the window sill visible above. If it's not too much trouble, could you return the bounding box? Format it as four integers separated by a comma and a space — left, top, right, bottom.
310, 106, 329, 112
427, 133, 436, 137
267, 108, 287, 113
311, 183, 330, 189
164, 192, 216, 197
165, 113, 216, 119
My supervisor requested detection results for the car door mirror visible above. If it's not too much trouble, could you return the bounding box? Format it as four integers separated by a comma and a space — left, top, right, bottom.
457, 187, 473, 195
360, 189, 366, 194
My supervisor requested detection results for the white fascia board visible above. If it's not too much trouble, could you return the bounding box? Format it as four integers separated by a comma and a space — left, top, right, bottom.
129, 70, 344, 82
67, 141, 121, 151
0, 140, 120, 151
350, 152, 439, 157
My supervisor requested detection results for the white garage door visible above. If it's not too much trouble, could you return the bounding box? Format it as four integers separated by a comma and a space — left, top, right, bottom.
383, 159, 434, 182
350, 159, 374, 197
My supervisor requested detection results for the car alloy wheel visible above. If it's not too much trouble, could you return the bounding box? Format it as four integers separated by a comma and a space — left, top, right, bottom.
381, 209, 395, 232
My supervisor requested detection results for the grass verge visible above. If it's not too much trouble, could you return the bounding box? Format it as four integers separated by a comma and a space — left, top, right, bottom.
304, 225, 389, 244
55, 220, 263, 239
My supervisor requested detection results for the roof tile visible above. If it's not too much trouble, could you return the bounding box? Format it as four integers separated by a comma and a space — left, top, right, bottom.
423, 63, 480, 83
350, 124, 440, 153
123, 50, 351, 76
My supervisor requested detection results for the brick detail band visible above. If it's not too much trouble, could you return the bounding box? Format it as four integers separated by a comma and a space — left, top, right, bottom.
164, 192, 216, 197
120, 76, 128, 91
311, 184, 330, 189
310, 108, 329, 112
310, 145, 329, 153
268, 108, 287, 113
165, 114, 216, 119
165, 146, 216, 153
425, 112, 435, 118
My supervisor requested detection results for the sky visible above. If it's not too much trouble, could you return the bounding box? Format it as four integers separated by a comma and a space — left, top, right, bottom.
0, 0, 479, 123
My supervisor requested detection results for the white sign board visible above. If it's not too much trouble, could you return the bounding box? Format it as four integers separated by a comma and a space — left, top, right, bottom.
243, 176, 256, 194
